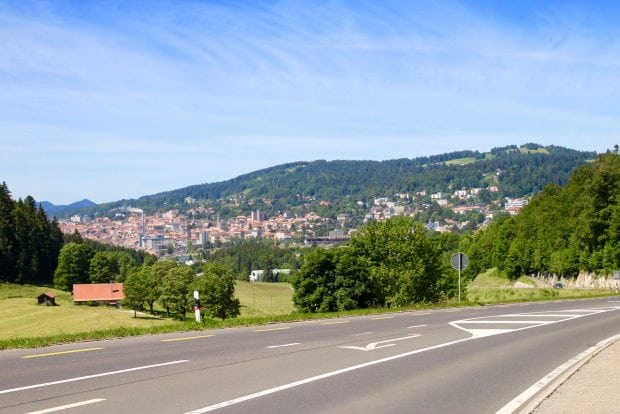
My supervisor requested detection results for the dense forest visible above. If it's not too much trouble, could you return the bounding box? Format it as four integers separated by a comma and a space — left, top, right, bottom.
206, 239, 303, 280
74, 144, 595, 219
0, 182, 64, 284
465, 151, 620, 279
0, 182, 153, 286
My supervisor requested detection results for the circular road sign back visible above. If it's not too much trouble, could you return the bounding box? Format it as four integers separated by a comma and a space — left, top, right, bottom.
451, 252, 469, 271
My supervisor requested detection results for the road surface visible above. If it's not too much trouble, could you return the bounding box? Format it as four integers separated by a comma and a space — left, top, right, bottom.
1, 297, 619, 414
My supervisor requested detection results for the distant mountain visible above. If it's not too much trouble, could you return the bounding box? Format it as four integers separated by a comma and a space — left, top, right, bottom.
78, 144, 600, 218
41, 199, 96, 217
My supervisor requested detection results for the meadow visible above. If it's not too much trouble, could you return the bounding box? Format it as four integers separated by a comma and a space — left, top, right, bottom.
1, 275, 616, 349
0, 281, 294, 348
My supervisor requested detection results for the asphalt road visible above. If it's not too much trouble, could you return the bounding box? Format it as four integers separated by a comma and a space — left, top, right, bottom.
1, 297, 619, 414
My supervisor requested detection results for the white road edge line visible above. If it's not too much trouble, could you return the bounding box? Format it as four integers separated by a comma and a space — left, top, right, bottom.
266, 343, 301, 349
186, 305, 620, 413
0, 360, 188, 395
495, 333, 620, 414
24, 398, 105, 414
184, 337, 473, 413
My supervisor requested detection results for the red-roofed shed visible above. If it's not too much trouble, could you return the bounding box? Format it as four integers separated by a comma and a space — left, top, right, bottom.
72, 283, 124, 305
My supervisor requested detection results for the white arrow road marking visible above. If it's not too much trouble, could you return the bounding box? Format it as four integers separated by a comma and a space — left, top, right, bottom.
339, 334, 421, 351
24, 399, 105, 414
184, 306, 620, 414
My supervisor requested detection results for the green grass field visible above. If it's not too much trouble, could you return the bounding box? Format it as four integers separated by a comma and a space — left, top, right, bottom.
235, 281, 294, 316
0, 283, 179, 341
1, 275, 616, 349
0, 281, 294, 343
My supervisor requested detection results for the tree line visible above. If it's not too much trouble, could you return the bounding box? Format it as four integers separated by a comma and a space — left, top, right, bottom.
0, 183, 64, 284
123, 260, 240, 320
464, 151, 620, 279
206, 239, 302, 281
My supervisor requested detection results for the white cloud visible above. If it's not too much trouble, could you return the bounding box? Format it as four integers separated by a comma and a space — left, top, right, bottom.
0, 0, 618, 203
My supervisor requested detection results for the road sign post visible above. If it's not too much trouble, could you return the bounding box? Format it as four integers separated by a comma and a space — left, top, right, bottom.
451, 252, 469, 303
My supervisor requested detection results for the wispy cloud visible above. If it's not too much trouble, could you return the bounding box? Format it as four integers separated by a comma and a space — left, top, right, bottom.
1, 0, 618, 203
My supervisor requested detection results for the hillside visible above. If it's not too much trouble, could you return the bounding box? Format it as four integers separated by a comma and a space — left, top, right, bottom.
77, 143, 596, 218
466, 151, 620, 278
40, 199, 96, 217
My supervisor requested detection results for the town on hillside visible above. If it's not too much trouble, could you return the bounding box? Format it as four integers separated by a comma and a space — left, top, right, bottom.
58, 184, 528, 258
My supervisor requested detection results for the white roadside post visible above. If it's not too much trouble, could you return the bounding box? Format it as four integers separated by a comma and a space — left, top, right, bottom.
194, 290, 201, 323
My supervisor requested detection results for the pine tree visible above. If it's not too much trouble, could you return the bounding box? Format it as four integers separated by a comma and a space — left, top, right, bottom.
0, 182, 16, 281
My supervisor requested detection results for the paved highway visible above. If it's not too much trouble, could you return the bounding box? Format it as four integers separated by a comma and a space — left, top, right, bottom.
1, 297, 619, 414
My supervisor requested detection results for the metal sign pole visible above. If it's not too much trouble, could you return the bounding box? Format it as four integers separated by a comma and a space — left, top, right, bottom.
451, 252, 469, 304
458, 266, 461, 303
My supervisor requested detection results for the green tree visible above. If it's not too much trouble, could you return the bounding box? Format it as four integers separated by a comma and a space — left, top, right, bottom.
144, 260, 176, 314
350, 217, 446, 306
0, 182, 16, 281
123, 266, 149, 317
53, 242, 94, 291
195, 262, 240, 319
160, 265, 195, 319
89, 252, 116, 283
292, 248, 338, 312
114, 252, 138, 282
292, 247, 375, 312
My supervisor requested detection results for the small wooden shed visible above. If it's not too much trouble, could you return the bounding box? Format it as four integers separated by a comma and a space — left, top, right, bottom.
37, 292, 57, 306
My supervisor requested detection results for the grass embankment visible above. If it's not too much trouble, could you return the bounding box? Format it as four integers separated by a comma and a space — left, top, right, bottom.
467, 268, 615, 304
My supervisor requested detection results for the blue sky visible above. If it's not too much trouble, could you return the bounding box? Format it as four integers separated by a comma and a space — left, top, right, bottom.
1, 0, 619, 204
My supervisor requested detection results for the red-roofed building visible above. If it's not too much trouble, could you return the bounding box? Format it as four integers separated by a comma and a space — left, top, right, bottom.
72, 283, 124, 305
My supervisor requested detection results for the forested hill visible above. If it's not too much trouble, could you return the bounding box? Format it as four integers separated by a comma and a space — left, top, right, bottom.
466, 151, 620, 277
85, 143, 596, 216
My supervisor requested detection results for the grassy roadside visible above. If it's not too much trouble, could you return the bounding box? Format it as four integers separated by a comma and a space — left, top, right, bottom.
1, 279, 617, 350
466, 268, 617, 304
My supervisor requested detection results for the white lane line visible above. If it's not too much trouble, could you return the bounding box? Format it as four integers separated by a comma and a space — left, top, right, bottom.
185, 306, 620, 414
184, 336, 472, 414
459, 320, 554, 324
0, 360, 188, 395
503, 314, 584, 318
408, 324, 427, 329
266, 343, 300, 349
352, 332, 373, 336
24, 398, 105, 414
496, 333, 620, 414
